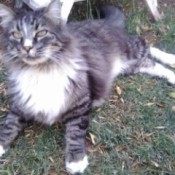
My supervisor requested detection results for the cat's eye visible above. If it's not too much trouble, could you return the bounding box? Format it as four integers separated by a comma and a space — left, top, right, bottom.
12, 32, 22, 39
36, 30, 48, 37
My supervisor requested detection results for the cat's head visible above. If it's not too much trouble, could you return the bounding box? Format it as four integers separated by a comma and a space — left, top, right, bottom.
0, 0, 71, 66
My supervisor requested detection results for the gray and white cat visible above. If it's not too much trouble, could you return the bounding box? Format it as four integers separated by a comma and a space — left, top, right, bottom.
0, 0, 175, 174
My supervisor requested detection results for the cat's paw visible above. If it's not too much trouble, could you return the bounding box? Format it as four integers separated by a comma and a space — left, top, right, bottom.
65, 155, 89, 174
0, 145, 6, 157
167, 72, 175, 84
168, 77, 175, 85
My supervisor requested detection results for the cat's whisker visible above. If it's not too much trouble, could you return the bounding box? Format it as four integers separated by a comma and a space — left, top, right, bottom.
3, 54, 17, 61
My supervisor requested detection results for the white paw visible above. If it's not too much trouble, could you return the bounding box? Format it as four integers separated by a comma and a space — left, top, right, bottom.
168, 54, 175, 65
167, 72, 175, 84
0, 145, 6, 157
168, 77, 175, 84
66, 155, 89, 174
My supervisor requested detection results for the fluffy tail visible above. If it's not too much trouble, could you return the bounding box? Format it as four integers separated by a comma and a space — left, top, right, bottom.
100, 5, 125, 29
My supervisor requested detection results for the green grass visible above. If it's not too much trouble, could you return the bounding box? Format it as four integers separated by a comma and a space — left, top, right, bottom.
1, 0, 175, 174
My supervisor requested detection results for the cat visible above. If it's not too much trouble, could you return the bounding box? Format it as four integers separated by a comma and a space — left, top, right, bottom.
0, 0, 175, 174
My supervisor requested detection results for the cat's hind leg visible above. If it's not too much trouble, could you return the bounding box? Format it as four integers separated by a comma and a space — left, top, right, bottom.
0, 112, 26, 157
150, 47, 175, 65
139, 58, 175, 84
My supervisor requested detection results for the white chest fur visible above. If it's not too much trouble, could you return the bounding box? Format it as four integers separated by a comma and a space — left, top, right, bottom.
9, 66, 77, 125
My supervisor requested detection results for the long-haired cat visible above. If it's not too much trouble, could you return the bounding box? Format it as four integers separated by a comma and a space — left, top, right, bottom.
0, 1, 175, 174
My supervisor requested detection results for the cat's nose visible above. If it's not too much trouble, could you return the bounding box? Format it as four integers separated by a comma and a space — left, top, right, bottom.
23, 46, 32, 52
23, 39, 33, 52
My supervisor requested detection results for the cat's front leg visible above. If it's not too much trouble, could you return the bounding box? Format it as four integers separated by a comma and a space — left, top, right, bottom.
65, 115, 89, 174
0, 112, 26, 157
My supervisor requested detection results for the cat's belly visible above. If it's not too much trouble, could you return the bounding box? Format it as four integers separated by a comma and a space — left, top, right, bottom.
9, 68, 74, 125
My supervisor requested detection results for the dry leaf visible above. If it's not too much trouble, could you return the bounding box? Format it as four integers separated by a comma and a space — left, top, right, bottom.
25, 133, 31, 138
122, 161, 125, 172
151, 160, 159, 167
155, 126, 165, 129
172, 106, 175, 112
96, 108, 101, 112
136, 26, 141, 35
115, 86, 122, 96
144, 102, 154, 106
48, 156, 55, 163
169, 92, 175, 98
120, 98, 124, 103
140, 24, 151, 32
89, 133, 96, 145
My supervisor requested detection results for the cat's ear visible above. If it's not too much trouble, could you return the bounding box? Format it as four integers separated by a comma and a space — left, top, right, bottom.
44, 0, 61, 24
0, 4, 14, 28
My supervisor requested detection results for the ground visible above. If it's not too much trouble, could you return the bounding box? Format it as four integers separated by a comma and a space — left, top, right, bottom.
0, 0, 175, 175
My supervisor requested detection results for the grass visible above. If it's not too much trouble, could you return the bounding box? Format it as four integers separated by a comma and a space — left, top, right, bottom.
1, 0, 175, 174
